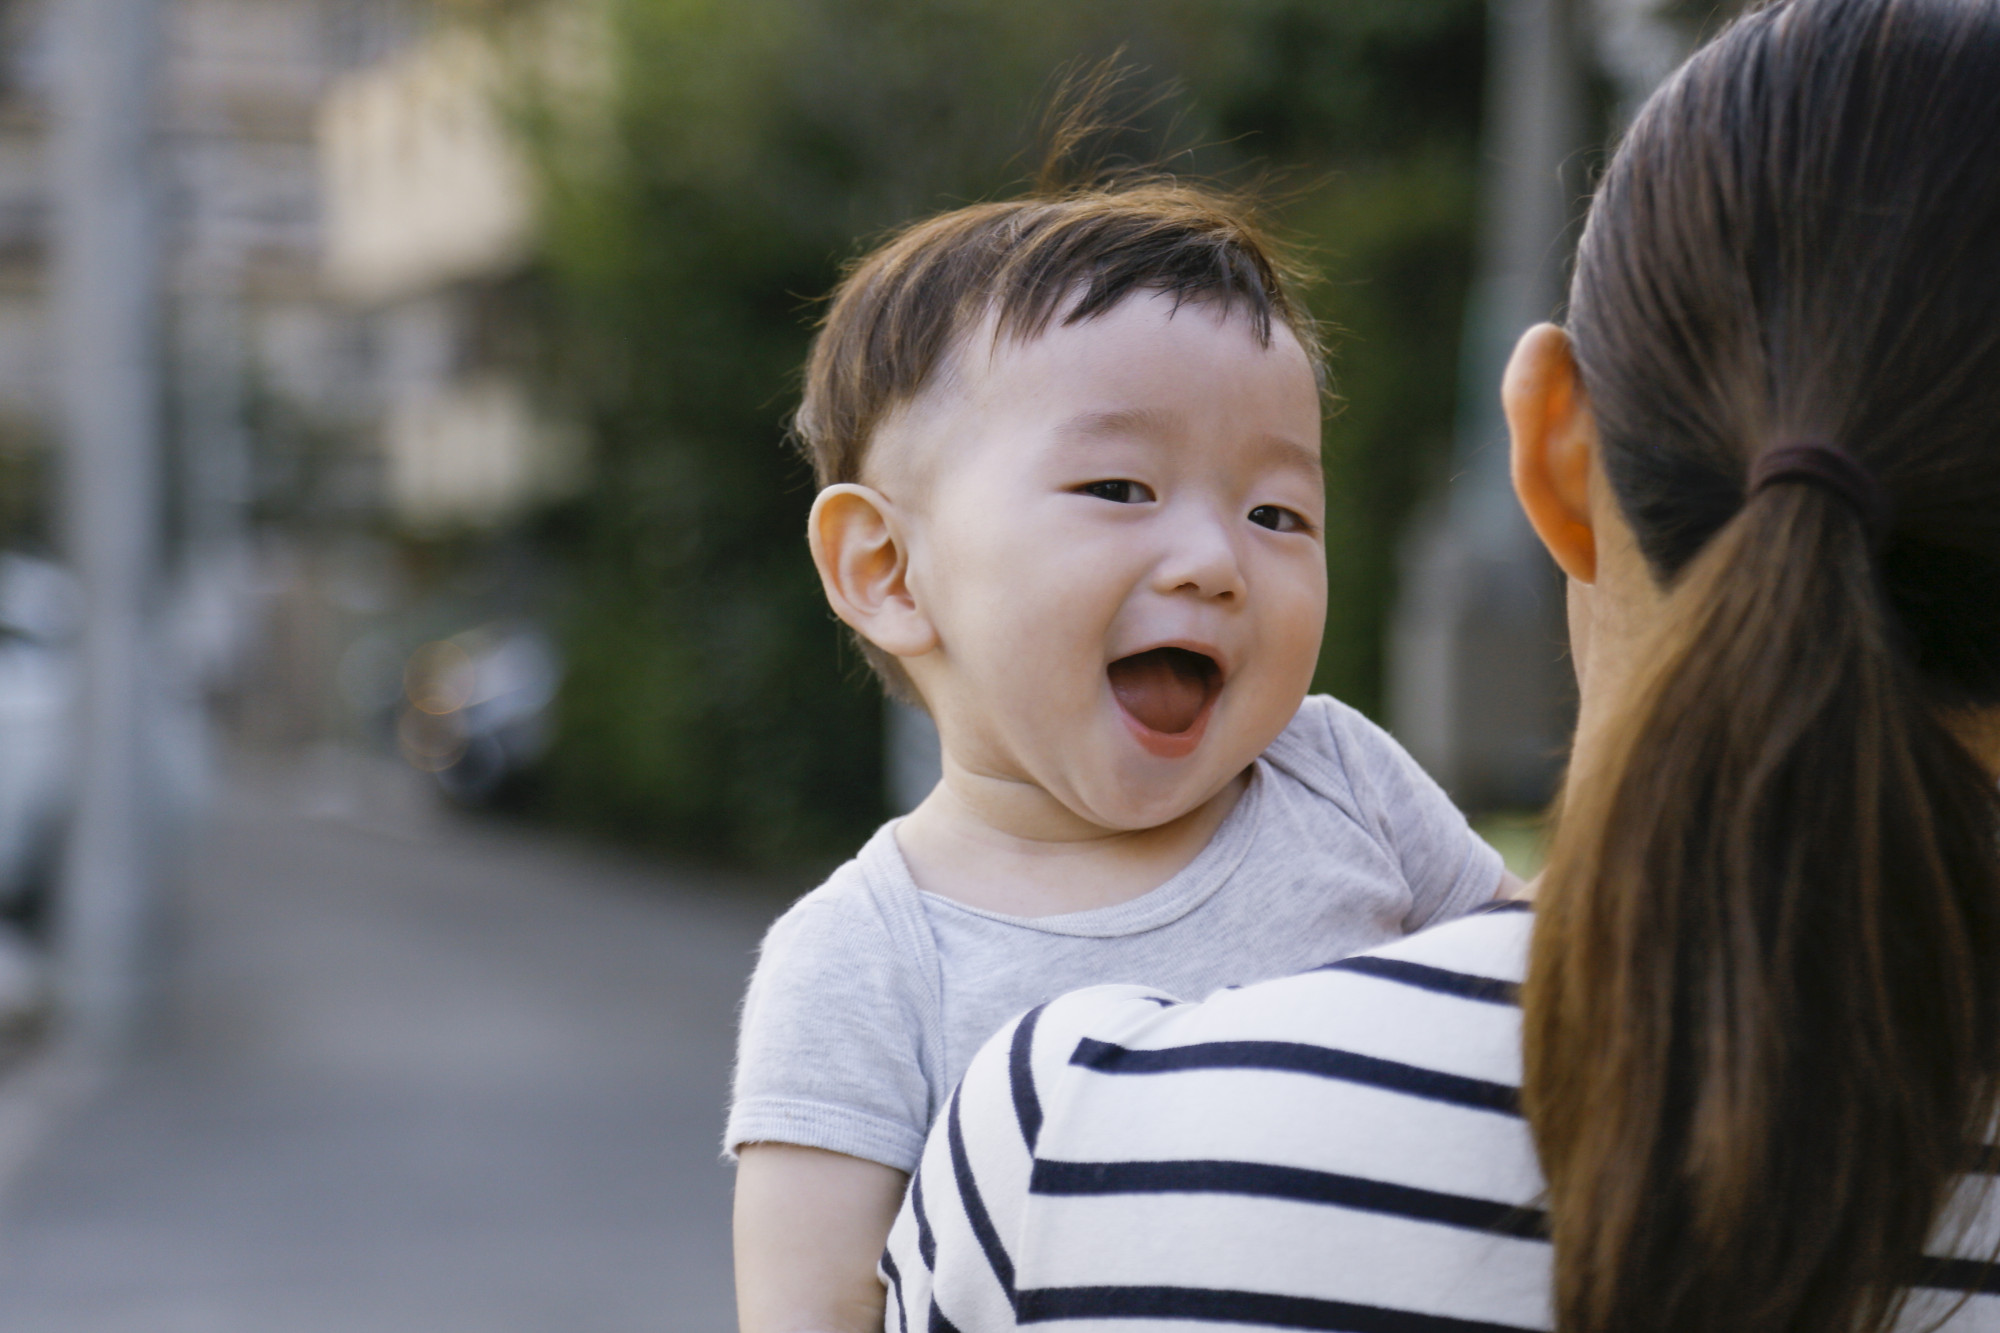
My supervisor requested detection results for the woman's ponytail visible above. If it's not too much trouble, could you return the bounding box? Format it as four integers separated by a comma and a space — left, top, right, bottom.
1523, 5, 2000, 1325
1523, 483, 2000, 1333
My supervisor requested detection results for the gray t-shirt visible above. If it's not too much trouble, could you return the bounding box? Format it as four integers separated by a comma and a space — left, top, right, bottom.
725, 695, 1503, 1174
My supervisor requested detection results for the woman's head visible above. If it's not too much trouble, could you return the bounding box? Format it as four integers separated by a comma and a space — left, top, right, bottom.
1511, 2, 2000, 1330
1571, 0, 2000, 699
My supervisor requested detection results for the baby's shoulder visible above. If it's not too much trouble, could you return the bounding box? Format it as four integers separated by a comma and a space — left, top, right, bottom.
757, 850, 900, 961
1261, 693, 1388, 803
740, 836, 938, 1060
1268, 692, 1399, 765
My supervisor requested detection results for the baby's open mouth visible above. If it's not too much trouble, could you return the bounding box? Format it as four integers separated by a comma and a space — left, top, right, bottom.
1107, 647, 1223, 736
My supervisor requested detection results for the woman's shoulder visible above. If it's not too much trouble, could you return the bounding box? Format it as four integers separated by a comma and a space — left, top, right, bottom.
885, 904, 1550, 1332
1029, 902, 1535, 1117
1039, 899, 1533, 1045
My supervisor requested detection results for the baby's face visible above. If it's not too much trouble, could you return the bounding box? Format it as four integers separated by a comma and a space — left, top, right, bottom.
885, 291, 1327, 831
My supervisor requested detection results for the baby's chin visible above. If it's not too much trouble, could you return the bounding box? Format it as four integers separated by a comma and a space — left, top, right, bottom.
1054, 740, 1248, 832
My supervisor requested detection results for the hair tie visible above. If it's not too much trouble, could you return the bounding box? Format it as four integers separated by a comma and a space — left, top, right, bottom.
1748, 443, 1891, 545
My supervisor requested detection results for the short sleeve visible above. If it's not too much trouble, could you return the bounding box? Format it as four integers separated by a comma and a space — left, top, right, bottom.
726, 879, 934, 1173
1313, 697, 1504, 931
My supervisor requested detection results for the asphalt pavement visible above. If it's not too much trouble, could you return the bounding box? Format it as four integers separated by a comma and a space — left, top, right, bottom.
0, 754, 794, 1333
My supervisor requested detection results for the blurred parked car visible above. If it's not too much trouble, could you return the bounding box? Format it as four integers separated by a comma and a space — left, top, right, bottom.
0, 555, 76, 1020
0, 556, 74, 908
395, 623, 559, 805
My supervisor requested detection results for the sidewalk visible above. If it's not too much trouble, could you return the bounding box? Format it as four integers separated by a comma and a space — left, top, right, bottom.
0, 758, 790, 1332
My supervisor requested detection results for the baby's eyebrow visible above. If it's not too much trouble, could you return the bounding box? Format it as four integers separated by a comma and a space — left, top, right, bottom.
1252, 431, 1326, 475
1051, 406, 1179, 443
1051, 408, 1321, 475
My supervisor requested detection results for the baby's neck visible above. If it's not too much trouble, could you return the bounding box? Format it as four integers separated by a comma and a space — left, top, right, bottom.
894, 767, 1249, 918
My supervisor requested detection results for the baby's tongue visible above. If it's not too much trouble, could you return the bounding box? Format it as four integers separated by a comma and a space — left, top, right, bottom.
1108, 648, 1213, 736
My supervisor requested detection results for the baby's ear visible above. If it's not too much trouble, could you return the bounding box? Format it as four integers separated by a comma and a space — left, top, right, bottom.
807, 485, 939, 659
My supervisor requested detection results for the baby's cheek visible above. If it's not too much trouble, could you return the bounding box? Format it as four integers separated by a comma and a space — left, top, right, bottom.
1265, 561, 1329, 656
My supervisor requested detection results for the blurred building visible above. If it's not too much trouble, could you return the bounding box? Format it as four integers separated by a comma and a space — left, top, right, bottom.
0, 0, 614, 1039
0, 0, 439, 757
318, 13, 589, 533
0, 0, 600, 750
0, 0, 421, 513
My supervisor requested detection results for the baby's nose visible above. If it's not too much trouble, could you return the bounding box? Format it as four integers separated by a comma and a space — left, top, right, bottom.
1156, 515, 1246, 600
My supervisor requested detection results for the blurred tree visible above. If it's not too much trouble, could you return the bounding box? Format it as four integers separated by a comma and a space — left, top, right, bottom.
0, 426, 50, 551
523, 0, 1484, 863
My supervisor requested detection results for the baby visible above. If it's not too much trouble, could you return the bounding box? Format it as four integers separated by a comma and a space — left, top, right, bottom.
729, 179, 1513, 1332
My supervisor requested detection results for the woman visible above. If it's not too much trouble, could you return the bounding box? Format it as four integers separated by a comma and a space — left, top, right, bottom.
880, 1, 2000, 1329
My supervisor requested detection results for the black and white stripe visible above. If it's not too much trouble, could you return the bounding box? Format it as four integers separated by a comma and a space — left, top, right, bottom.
879, 906, 2000, 1331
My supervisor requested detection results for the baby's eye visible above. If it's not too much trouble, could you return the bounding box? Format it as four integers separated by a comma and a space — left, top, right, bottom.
1078, 480, 1156, 504
1248, 504, 1310, 533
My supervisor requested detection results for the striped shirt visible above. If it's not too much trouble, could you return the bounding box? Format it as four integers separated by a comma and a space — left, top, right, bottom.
881, 901, 2000, 1331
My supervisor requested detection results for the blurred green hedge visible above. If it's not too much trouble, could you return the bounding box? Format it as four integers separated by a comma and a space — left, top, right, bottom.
525, 0, 1484, 864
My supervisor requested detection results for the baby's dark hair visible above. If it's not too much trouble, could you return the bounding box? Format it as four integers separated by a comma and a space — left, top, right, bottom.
795, 172, 1321, 702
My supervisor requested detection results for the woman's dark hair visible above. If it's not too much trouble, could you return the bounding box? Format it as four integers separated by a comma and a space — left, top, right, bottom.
1522, 1, 2000, 1330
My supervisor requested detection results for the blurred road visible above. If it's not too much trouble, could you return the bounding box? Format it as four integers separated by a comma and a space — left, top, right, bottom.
0, 756, 792, 1333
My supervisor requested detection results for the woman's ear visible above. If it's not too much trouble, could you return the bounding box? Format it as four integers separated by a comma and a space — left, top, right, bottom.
1505, 323, 1600, 584
807, 484, 939, 660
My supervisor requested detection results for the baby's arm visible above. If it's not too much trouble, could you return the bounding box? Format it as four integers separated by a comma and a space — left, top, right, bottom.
734, 1143, 907, 1333
730, 881, 935, 1332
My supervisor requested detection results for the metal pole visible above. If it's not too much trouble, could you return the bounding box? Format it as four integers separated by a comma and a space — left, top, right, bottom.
1387, 0, 1582, 811
51, 0, 165, 1048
